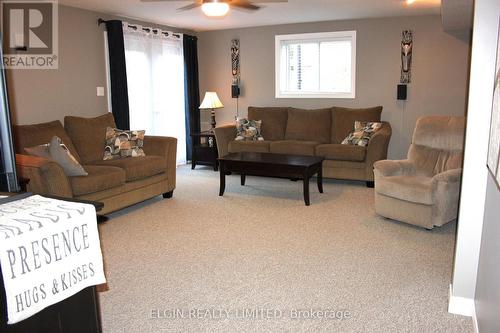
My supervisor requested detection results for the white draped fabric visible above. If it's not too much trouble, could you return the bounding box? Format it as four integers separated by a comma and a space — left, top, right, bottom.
0, 195, 106, 324
123, 23, 186, 165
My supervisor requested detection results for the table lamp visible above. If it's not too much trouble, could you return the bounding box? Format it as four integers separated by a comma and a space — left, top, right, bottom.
199, 92, 224, 130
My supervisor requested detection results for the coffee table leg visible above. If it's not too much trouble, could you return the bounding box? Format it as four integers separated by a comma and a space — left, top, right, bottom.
317, 166, 323, 193
303, 171, 310, 206
219, 162, 226, 196
241, 173, 246, 186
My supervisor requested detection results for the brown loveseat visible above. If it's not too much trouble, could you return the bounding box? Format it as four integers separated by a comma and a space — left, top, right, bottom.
13, 113, 177, 215
214, 106, 391, 186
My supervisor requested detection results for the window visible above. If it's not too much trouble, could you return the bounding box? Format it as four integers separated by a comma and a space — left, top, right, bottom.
275, 31, 356, 99
123, 26, 187, 165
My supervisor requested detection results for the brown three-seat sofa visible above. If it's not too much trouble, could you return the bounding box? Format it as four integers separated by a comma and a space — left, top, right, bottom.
214, 106, 392, 187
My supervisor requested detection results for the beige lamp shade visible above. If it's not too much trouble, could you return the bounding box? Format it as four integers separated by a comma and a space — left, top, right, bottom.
199, 92, 224, 109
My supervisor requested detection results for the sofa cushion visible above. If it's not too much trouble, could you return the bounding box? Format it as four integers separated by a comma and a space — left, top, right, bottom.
270, 140, 319, 156
248, 107, 288, 141
228, 140, 271, 153
13, 120, 82, 162
315, 144, 366, 162
70, 165, 125, 196
376, 175, 433, 205
91, 156, 167, 181
285, 108, 331, 143
64, 113, 117, 164
331, 106, 383, 143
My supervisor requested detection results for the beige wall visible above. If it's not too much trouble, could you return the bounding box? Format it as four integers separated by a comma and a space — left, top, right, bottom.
198, 15, 470, 159
6, 5, 193, 126
7, 9, 470, 159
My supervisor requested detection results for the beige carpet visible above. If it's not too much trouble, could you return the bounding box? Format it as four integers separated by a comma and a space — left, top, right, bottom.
97, 165, 472, 332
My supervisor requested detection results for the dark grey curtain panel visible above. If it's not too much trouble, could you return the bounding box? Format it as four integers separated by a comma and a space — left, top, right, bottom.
105, 20, 130, 130
183, 35, 201, 160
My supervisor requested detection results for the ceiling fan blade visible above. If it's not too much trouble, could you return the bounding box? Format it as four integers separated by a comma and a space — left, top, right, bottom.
140, 0, 191, 2
177, 3, 202, 11
140, 0, 202, 3
230, 0, 260, 10
231, 3, 260, 10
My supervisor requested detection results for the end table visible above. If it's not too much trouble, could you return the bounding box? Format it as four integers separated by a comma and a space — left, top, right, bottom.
191, 131, 218, 171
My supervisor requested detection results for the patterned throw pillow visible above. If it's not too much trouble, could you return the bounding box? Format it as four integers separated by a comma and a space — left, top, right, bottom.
235, 118, 264, 141
342, 121, 383, 147
104, 127, 146, 160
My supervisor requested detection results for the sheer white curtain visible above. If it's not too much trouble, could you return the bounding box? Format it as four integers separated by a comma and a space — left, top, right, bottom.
123, 24, 186, 165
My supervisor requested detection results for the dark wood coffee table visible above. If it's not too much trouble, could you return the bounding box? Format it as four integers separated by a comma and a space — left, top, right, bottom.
218, 152, 324, 206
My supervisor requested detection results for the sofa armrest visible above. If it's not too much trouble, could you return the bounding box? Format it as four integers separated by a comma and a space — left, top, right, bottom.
364, 122, 392, 179
15, 154, 73, 197
373, 159, 416, 177
213, 125, 237, 158
143, 136, 177, 190
366, 122, 392, 163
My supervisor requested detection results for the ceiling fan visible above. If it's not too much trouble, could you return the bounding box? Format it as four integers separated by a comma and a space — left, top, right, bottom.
140, 0, 288, 17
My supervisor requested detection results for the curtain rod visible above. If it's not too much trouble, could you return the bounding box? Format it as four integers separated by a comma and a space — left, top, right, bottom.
98, 18, 182, 38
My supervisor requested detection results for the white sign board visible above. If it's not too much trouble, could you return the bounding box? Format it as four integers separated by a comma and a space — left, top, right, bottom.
0, 195, 106, 324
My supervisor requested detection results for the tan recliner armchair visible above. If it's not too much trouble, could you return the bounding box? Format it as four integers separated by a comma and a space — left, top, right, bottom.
373, 116, 465, 229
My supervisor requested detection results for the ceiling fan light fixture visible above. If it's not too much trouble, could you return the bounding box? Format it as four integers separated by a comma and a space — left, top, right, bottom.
201, 2, 230, 17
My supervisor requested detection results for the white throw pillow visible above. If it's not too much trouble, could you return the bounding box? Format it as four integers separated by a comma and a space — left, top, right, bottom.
25, 136, 88, 177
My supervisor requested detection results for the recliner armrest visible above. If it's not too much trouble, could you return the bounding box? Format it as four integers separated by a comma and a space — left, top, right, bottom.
431, 168, 462, 215
213, 125, 237, 158
15, 154, 73, 197
374, 159, 416, 177
432, 168, 462, 184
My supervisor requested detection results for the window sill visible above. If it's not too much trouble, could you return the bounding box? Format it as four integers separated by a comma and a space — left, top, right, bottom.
275, 92, 356, 99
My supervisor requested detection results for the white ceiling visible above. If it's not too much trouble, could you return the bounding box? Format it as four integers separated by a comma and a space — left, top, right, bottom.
59, 0, 442, 32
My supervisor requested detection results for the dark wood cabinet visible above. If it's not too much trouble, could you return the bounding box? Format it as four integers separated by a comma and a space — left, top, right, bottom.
191, 131, 218, 171
0, 283, 101, 333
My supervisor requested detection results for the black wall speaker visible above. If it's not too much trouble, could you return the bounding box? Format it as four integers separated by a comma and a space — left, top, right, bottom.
231, 84, 240, 98
397, 84, 407, 100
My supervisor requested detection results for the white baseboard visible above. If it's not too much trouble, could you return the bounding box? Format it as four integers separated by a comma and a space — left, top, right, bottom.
472, 301, 479, 333
448, 284, 474, 317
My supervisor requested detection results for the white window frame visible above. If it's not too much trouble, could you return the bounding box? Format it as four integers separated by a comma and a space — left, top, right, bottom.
103, 31, 112, 114
275, 31, 357, 99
